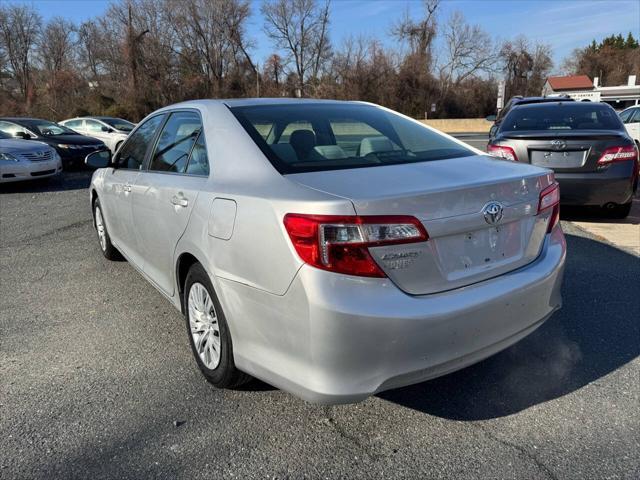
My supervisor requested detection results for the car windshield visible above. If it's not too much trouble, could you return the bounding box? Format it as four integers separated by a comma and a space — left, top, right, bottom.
101, 118, 135, 132
27, 121, 76, 136
500, 103, 624, 132
230, 103, 473, 174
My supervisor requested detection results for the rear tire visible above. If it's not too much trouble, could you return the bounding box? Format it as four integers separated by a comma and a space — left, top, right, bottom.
604, 202, 632, 219
93, 199, 121, 260
184, 263, 250, 388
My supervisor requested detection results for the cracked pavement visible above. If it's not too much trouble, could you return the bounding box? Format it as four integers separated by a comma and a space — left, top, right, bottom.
1, 172, 638, 479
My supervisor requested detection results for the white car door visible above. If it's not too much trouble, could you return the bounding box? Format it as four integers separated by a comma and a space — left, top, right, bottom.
100, 114, 166, 266
130, 110, 209, 296
84, 119, 115, 149
626, 108, 640, 143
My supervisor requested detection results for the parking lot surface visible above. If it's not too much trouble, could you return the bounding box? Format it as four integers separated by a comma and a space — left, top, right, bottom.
1, 171, 639, 480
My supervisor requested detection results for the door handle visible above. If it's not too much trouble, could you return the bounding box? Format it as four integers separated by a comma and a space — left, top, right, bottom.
171, 193, 189, 207
123, 183, 132, 193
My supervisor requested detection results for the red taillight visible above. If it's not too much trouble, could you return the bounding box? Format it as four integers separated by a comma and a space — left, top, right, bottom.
597, 145, 638, 165
487, 144, 518, 162
283, 214, 428, 277
538, 182, 560, 233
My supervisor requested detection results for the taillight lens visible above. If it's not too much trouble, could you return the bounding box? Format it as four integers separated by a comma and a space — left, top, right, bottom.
283, 214, 428, 277
538, 182, 560, 233
487, 144, 518, 161
597, 145, 638, 165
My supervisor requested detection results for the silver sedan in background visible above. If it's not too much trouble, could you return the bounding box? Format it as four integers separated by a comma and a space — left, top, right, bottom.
86, 99, 566, 404
0, 130, 62, 183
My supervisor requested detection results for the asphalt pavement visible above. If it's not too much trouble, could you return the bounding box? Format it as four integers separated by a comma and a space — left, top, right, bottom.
1, 168, 639, 479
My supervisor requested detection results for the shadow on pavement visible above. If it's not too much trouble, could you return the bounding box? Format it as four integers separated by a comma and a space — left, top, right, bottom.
0, 171, 92, 194
379, 232, 640, 419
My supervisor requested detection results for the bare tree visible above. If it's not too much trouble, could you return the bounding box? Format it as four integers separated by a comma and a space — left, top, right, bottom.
500, 36, 552, 98
392, 0, 439, 68
438, 11, 498, 94
261, 0, 331, 96
0, 4, 41, 109
37, 17, 78, 115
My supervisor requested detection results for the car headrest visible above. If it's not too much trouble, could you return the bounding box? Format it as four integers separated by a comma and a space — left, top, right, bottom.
270, 143, 298, 164
289, 129, 316, 159
359, 136, 394, 156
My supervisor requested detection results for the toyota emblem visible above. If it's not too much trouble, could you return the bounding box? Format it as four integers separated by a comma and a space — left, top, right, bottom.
482, 202, 504, 225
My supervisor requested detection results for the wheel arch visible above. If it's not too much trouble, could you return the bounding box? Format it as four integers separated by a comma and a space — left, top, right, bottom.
90, 189, 99, 227
176, 252, 205, 314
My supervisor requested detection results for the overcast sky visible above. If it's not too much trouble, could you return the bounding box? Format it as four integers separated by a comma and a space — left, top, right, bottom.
5, 0, 640, 72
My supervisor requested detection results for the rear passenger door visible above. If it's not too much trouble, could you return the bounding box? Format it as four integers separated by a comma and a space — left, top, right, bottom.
131, 110, 210, 296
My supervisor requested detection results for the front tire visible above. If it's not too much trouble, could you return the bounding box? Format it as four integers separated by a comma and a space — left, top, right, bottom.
93, 199, 120, 260
184, 263, 250, 388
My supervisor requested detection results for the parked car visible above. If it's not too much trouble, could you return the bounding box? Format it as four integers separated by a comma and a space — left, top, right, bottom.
0, 130, 63, 183
487, 96, 575, 140
60, 116, 134, 154
487, 101, 638, 218
86, 99, 565, 404
0, 117, 106, 169
618, 105, 640, 145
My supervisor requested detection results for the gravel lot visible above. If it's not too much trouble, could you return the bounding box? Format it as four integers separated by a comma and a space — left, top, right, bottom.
1, 171, 638, 480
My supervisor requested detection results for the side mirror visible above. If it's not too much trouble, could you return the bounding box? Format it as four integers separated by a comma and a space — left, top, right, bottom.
101, 126, 113, 133
489, 125, 498, 138
485, 114, 497, 122
14, 131, 31, 139
85, 149, 111, 169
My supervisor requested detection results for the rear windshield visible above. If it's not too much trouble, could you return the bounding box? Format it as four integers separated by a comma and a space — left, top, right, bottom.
230, 104, 473, 173
500, 103, 624, 132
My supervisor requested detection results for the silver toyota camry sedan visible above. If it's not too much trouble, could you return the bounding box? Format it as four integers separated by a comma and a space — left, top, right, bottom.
86, 99, 566, 404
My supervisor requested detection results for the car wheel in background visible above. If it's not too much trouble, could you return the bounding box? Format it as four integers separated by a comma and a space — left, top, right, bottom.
93, 199, 121, 260
184, 263, 250, 388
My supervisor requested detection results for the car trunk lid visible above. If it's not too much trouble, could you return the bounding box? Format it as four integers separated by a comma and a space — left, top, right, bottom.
287, 155, 555, 295
502, 130, 628, 173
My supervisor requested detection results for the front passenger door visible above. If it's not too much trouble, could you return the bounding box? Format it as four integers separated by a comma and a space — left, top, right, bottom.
100, 114, 165, 265
131, 111, 210, 296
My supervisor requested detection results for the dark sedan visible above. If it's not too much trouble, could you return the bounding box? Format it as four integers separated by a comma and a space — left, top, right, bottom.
487, 101, 639, 218
0, 117, 106, 169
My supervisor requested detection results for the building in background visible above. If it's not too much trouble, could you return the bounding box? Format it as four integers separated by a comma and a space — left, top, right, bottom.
542, 75, 640, 110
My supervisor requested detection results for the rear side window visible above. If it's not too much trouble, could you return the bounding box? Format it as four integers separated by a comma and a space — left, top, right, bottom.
115, 114, 165, 170
500, 104, 624, 132
149, 111, 201, 173
230, 104, 473, 174
185, 133, 209, 176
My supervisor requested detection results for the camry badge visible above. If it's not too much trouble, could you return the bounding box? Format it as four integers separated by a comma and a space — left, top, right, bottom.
482, 202, 504, 225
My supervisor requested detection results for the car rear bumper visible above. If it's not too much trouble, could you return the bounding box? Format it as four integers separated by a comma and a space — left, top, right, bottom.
554, 161, 637, 206
221, 226, 566, 404
0, 159, 62, 183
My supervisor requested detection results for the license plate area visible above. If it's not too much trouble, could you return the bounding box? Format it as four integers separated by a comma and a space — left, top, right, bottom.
530, 150, 586, 168
437, 221, 524, 280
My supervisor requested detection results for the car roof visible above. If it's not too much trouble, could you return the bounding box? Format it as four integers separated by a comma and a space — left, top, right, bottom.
156, 98, 363, 110
0, 117, 49, 123
509, 101, 614, 111
511, 96, 574, 106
